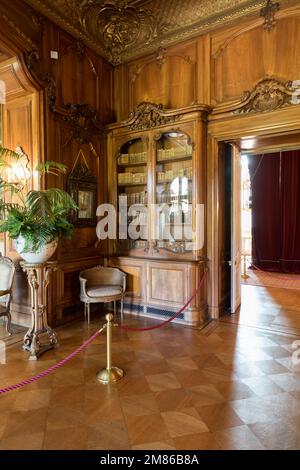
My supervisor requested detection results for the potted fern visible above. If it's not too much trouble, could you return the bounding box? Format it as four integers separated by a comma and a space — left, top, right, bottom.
0, 146, 76, 263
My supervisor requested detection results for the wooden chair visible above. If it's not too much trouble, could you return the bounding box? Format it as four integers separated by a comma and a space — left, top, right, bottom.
0, 256, 16, 335
79, 266, 126, 324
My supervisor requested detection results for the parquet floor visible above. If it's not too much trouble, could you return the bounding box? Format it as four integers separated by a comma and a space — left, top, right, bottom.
224, 284, 300, 335
0, 286, 300, 450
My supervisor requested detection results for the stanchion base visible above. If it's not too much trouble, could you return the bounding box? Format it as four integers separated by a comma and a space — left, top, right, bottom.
96, 367, 124, 384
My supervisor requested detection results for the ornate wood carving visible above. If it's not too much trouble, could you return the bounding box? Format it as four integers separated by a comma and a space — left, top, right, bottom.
126, 102, 180, 131
24, 48, 103, 142
25, 48, 57, 109
235, 78, 296, 114
61, 38, 86, 61
260, 0, 280, 31
58, 103, 104, 145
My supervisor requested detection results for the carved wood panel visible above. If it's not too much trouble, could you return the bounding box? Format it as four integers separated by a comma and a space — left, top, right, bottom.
212, 11, 300, 104
128, 42, 197, 112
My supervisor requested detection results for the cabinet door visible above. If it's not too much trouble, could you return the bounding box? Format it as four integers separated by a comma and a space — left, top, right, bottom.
114, 136, 150, 255
152, 130, 194, 256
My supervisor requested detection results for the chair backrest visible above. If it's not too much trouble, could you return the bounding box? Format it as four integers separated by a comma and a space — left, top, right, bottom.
0, 257, 15, 307
0, 257, 15, 291
80, 266, 126, 289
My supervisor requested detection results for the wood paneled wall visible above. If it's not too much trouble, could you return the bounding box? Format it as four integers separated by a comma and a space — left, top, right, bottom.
0, 0, 114, 325
114, 3, 300, 120
0, 56, 42, 324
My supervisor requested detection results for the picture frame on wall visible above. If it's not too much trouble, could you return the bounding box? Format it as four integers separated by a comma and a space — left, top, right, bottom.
67, 160, 97, 227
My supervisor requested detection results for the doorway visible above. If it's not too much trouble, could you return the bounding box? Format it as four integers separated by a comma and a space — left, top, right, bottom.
219, 136, 300, 334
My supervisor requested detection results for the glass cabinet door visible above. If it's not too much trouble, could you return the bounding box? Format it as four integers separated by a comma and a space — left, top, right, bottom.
117, 138, 149, 252
155, 131, 193, 254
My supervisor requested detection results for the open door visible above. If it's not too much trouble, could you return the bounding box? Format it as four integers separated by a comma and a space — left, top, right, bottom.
230, 144, 242, 313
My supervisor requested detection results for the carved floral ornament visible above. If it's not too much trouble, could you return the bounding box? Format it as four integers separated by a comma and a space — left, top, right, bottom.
125, 102, 181, 131
59, 103, 104, 144
235, 78, 299, 114
260, 0, 280, 31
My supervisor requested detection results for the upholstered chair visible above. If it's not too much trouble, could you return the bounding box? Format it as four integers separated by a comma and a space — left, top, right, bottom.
79, 266, 126, 324
0, 256, 16, 335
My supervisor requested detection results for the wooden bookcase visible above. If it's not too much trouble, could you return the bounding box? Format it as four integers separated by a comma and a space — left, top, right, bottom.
106, 102, 209, 326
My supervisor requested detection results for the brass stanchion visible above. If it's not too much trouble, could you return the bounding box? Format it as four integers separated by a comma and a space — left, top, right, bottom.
241, 254, 250, 280
96, 314, 124, 384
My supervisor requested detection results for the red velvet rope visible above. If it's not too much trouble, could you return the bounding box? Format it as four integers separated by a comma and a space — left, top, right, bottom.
0, 270, 207, 394
118, 269, 207, 332
249, 262, 300, 283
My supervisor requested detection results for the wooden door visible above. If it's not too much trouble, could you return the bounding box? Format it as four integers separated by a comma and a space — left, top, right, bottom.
230, 144, 242, 313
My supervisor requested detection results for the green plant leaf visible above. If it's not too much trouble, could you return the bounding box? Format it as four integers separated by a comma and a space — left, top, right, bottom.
35, 161, 68, 176
0, 149, 76, 250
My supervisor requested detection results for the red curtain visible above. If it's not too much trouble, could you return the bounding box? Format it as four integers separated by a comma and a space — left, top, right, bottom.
281, 150, 300, 273
248, 150, 300, 273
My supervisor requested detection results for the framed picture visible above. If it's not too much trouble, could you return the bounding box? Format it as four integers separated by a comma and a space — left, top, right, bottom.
68, 162, 97, 227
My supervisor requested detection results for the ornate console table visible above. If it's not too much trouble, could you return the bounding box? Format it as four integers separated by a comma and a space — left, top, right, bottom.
20, 261, 59, 360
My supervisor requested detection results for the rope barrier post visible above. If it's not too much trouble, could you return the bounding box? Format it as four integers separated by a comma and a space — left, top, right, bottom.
241, 254, 249, 280
96, 314, 124, 384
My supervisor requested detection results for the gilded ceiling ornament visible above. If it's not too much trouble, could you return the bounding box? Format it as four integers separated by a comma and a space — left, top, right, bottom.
235, 78, 295, 114
77, 0, 170, 65
25, 0, 292, 64
260, 0, 280, 31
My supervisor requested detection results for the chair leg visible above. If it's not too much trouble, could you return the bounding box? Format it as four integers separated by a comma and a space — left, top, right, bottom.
121, 297, 124, 320
84, 303, 87, 321
114, 301, 117, 318
87, 303, 91, 324
6, 311, 12, 336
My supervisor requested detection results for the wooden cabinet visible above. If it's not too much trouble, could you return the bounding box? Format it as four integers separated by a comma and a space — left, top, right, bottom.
107, 103, 209, 326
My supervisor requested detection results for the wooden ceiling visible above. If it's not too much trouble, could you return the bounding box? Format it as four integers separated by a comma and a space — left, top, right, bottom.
24, 0, 292, 65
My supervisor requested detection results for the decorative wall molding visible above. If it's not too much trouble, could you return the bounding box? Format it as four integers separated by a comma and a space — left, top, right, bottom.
260, 0, 280, 31
0, 7, 38, 51
125, 102, 181, 131
130, 46, 195, 84
235, 78, 296, 114
24, 46, 102, 141
24, 48, 57, 108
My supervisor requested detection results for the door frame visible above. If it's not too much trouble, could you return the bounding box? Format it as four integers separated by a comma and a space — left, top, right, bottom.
207, 105, 300, 319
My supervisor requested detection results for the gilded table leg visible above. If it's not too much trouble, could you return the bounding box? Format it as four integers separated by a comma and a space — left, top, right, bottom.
21, 262, 59, 360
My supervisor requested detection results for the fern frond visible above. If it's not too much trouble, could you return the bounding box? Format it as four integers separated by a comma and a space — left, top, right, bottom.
44, 188, 77, 211
0, 180, 23, 195
26, 190, 54, 221
0, 146, 21, 161
35, 161, 68, 177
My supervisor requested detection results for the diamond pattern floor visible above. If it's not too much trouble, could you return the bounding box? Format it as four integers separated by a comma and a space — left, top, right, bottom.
0, 287, 300, 450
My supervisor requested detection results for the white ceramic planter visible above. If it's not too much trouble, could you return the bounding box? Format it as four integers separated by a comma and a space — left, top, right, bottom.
15, 236, 58, 263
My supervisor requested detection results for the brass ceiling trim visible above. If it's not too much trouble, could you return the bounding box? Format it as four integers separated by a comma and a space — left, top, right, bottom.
23, 0, 295, 65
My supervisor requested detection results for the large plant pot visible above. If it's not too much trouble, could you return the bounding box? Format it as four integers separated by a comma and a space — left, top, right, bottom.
15, 236, 58, 263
